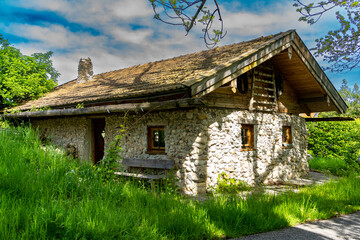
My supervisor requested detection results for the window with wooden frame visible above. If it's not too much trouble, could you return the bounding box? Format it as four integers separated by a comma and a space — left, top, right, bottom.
241, 124, 254, 150
147, 126, 166, 154
282, 126, 292, 147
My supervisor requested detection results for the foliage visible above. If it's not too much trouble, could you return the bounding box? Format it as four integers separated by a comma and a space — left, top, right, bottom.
338, 80, 360, 117
308, 156, 358, 176
0, 35, 59, 108
149, 0, 226, 48
216, 172, 252, 193
319, 80, 360, 117
75, 103, 84, 109
0, 118, 9, 129
307, 119, 360, 168
98, 128, 125, 179
30, 106, 52, 112
1, 126, 360, 239
294, 0, 360, 72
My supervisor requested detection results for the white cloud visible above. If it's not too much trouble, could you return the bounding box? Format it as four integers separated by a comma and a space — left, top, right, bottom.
111, 0, 153, 20
11, 0, 71, 12
12, 0, 154, 27
107, 27, 153, 44
4, 0, 348, 87
2, 23, 106, 50
221, 4, 311, 38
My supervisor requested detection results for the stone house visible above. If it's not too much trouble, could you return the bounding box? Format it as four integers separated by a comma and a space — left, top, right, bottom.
5, 30, 347, 195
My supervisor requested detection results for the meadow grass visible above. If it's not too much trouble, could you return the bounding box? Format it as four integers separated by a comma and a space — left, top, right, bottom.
0, 126, 360, 239
308, 156, 359, 176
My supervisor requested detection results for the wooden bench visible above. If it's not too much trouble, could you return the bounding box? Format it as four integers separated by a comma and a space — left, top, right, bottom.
114, 158, 175, 180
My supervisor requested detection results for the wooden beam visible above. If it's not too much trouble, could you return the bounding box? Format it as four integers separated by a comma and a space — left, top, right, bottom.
288, 46, 292, 60
298, 97, 327, 104
114, 172, 166, 180
305, 117, 354, 122
3, 98, 205, 118
122, 158, 174, 169
299, 103, 311, 116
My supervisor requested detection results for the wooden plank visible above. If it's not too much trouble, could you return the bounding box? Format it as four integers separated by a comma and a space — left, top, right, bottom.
191, 32, 294, 97
114, 172, 166, 180
305, 117, 355, 122
122, 158, 174, 169
254, 101, 276, 105
255, 72, 273, 78
254, 86, 275, 91
253, 93, 275, 98
254, 78, 274, 84
256, 65, 273, 71
292, 34, 347, 113
299, 103, 311, 116
298, 97, 328, 104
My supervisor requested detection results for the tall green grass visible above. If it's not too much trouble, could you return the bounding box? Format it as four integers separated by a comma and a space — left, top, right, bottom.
308, 156, 359, 176
0, 126, 222, 239
1, 126, 360, 239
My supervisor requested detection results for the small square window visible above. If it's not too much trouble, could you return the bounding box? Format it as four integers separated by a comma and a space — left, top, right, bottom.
241, 124, 254, 150
282, 126, 292, 147
147, 126, 166, 154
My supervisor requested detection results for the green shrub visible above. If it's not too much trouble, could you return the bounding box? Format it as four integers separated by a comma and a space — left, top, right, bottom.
307, 119, 360, 167
216, 172, 252, 193
0, 119, 10, 128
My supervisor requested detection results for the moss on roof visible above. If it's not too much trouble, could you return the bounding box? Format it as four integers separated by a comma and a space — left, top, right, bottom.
17, 32, 287, 110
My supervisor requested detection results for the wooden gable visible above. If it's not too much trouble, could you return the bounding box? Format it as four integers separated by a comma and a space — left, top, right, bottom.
191, 30, 347, 114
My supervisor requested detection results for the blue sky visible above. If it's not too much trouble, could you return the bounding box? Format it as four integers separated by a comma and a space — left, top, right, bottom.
0, 0, 358, 89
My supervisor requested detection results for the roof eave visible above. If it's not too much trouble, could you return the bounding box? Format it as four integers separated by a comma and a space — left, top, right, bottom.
291, 33, 347, 114
2, 98, 205, 118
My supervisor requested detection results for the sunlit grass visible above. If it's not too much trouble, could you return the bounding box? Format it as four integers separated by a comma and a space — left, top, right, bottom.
308, 156, 359, 176
1, 125, 360, 239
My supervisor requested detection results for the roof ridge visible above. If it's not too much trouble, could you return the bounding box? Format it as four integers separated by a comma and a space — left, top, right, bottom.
91, 31, 292, 78
13, 30, 299, 111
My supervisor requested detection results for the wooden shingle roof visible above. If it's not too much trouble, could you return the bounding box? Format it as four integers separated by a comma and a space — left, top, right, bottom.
16, 31, 287, 110
8, 29, 347, 116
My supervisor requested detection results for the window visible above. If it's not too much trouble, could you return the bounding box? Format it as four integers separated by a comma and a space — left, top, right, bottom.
282, 126, 292, 147
147, 126, 165, 154
241, 124, 254, 150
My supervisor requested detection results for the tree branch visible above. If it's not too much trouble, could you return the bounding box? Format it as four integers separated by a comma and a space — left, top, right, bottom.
149, 0, 226, 48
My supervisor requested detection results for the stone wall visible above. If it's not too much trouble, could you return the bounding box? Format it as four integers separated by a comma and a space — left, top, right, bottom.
31, 117, 92, 161
105, 108, 308, 195
31, 108, 309, 195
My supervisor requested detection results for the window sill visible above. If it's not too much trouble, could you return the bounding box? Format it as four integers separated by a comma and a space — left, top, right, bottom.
241, 148, 256, 152
146, 150, 167, 155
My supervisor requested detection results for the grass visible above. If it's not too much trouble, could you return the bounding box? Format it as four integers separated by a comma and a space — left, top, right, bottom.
0, 125, 360, 239
308, 156, 359, 176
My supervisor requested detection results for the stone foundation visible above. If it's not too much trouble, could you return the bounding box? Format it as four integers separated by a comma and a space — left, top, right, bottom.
31, 108, 309, 195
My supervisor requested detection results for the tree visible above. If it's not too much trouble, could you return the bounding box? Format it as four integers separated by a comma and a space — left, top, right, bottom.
294, 0, 360, 72
0, 35, 59, 109
150, 0, 360, 71
149, 0, 226, 48
320, 79, 360, 117
338, 79, 360, 116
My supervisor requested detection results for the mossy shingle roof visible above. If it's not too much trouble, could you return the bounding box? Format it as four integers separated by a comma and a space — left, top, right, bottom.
17, 32, 287, 110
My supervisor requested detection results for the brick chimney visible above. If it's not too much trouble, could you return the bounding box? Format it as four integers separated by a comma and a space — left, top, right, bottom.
76, 57, 93, 83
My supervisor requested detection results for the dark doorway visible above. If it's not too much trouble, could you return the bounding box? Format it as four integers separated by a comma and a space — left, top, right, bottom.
91, 118, 105, 164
